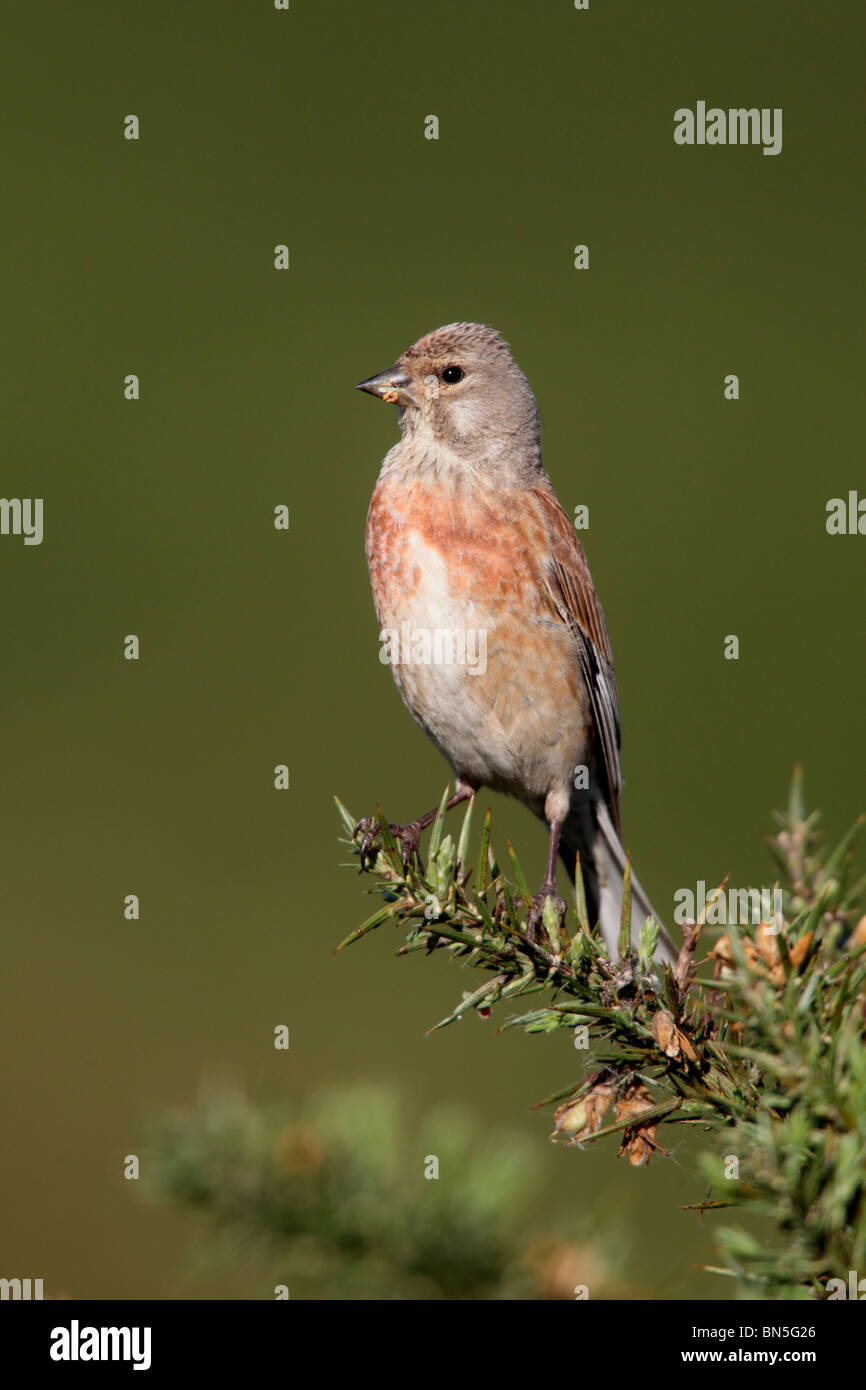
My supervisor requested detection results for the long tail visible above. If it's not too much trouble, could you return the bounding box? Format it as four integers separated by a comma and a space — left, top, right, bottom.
559, 801, 677, 964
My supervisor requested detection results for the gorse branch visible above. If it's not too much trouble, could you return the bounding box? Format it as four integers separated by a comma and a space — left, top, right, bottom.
336, 770, 866, 1298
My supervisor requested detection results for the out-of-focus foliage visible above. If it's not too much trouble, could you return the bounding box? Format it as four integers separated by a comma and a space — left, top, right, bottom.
146, 1083, 634, 1300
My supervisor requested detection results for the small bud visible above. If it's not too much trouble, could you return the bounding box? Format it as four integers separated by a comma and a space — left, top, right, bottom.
566, 932, 585, 970
433, 835, 456, 899
553, 1082, 614, 1143
542, 895, 563, 954
711, 935, 734, 967
652, 1010, 680, 1058
788, 931, 814, 969
615, 1084, 661, 1167
847, 916, 866, 952
651, 1010, 698, 1064
553, 1097, 589, 1136
638, 916, 659, 971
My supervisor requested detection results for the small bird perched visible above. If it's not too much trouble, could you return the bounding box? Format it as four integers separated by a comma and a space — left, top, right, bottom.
357, 323, 675, 962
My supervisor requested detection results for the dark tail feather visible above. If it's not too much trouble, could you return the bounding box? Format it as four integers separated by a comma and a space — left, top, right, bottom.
559, 802, 677, 963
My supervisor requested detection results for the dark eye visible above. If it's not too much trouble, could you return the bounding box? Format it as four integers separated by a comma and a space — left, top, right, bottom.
441, 365, 464, 384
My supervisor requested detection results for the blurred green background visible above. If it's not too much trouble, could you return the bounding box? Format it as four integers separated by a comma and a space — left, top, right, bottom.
2, 1, 863, 1298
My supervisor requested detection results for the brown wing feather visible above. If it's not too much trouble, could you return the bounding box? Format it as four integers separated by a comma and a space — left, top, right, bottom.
527, 485, 623, 833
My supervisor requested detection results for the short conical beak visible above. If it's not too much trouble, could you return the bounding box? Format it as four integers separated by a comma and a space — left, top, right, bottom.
355, 364, 419, 408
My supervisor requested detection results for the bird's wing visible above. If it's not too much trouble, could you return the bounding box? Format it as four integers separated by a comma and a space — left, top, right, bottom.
527, 485, 623, 833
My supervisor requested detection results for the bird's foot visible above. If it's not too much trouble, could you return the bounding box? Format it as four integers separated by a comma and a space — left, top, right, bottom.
355, 816, 424, 872
526, 883, 568, 944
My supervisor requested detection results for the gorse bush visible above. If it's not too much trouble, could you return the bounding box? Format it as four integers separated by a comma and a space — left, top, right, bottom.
336, 772, 866, 1299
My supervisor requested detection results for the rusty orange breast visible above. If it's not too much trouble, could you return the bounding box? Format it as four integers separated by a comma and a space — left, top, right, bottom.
366, 474, 551, 620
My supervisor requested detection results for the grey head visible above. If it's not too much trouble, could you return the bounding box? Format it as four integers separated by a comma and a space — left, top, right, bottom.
356, 322, 542, 475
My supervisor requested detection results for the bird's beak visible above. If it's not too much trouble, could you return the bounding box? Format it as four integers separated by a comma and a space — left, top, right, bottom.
355, 364, 420, 408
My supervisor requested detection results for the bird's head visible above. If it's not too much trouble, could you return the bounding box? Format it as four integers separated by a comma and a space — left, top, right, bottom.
356, 322, 541, 469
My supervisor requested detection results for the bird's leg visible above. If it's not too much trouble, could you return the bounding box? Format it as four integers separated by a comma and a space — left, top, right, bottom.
356, 782, 475, 871
526, 818, 568, 943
